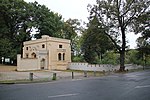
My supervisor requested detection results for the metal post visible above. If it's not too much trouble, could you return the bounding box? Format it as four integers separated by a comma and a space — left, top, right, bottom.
52, 73, 57, 80
103, 70, 105, 75
94, 71, 96, 77
84, 71, 87, 77
72, 72, 74, 79
29, 73, 33, 81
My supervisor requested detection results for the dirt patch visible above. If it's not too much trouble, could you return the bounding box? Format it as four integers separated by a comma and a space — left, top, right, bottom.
0, 64, 17, 72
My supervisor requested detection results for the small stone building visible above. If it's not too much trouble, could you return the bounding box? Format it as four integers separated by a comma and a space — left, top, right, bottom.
17, 35, 71, 71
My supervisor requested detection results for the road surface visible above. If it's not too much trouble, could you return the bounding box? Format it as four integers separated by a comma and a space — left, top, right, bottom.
0, 70, 150, 100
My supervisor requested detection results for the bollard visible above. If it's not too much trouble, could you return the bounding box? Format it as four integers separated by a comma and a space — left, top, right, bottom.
72, 72, 74, 79
103, 70, 105, 75
84, 71, 87, 77
29, 73, 33, 81
94, 71, 96, 77
52, 73, 57, 80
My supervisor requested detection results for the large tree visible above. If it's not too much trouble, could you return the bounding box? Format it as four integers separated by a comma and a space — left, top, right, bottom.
30, 1, 63, 39
136, 37, 150, 67
0, 0, 64, 64
81, 16, 114, 64
62, 19, 83, 58
88, 0, 150, 71
0, 0, 32, 62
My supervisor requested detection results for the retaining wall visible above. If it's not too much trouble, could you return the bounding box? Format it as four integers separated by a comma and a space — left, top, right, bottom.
17, 55, 39, 71
69, 62, 143, 71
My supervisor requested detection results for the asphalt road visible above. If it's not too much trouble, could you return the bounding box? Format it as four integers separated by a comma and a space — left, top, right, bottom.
0, 70, 150, 100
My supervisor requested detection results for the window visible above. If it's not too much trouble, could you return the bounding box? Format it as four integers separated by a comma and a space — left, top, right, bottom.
58, 53, 61, 61
26, 54, 29, 58
63, 53, 65, 61
42, 44, 45, 48
59, 45, 62, 48
26, 47, 28, 50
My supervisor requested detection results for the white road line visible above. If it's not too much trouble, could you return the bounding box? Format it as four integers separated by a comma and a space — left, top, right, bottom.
72, 79, 83, 81
135, 85, 150, 89
48, 93, 79, 98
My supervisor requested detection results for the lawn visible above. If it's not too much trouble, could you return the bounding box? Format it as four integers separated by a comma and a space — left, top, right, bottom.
0, 64, 17, 72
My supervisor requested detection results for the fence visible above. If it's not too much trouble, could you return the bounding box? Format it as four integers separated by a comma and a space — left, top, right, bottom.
69, 62, 143, 72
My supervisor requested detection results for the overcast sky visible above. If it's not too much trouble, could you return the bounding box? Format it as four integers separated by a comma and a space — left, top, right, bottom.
24, 0, 140, 49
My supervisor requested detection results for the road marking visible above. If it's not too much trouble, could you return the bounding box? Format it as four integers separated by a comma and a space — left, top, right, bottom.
135, 85, 150, 89
48, 93, 79, 98
72, 79, 83, 81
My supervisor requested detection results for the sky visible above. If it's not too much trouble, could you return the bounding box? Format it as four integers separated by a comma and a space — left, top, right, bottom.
24, 0, 140, 49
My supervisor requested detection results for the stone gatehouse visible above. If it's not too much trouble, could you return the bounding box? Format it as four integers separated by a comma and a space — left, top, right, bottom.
17, 35, 71, 71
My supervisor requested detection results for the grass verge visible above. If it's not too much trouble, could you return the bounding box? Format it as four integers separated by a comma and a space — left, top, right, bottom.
0, 78, 54, 84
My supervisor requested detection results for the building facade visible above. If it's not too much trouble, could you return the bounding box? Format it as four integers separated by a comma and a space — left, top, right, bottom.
17, 35, 71, 71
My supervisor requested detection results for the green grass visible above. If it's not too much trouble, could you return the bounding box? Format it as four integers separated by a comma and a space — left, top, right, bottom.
0, 78, 55, 84
64, 69, 106, 77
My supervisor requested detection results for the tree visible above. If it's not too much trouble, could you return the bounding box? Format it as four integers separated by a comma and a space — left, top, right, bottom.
62, 19, 83, 60
0, 0, 65, 64
30, 2, 63, 39
137, 37, 150, 67
88, 0, 150, 71
134, 8, 150, 40
125, 49, 139, 64
0, 0, 32, 61
81, 16, 114, 64
135, 9, 150, 66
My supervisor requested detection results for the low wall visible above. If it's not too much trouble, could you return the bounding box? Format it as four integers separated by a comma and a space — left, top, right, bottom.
69, 62, 143, 72
17, 55, 39, 71
125, 64, 143, 70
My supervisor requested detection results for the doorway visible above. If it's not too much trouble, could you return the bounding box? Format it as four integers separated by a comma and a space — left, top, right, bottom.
40, 58, 45, 69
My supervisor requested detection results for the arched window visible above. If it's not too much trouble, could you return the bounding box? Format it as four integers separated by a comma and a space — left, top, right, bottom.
63, 53, 65, 61
31, 52, 36, 58
42, 44, 45, 48
58, 53, 61, 61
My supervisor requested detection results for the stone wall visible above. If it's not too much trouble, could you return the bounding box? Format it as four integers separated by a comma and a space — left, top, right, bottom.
69, 62, 143, 71
17, 55, 39, 71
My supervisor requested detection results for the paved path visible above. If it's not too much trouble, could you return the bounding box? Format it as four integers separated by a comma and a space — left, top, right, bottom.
0, 64, 84, 81
0, 70, 84, 81
0, 64, 106, 82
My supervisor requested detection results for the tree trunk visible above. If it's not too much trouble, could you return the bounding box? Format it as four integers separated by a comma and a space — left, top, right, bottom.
119, 51, 125, 71
120, 26, 126, 72
21, 42, 23, 58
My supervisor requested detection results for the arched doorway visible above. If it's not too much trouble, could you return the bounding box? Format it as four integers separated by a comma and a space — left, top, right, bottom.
40, 58, 45, 69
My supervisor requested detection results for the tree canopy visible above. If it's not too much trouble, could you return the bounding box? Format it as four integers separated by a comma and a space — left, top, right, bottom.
0, 0, 65, 64
81, 16, 114, 64
88, 0, 150, 71
0, 0, 150, 67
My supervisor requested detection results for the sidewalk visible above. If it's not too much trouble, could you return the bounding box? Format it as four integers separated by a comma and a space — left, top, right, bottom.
0, 65, 84, 82
0, 70, 83, 81
0, 64, 111, 84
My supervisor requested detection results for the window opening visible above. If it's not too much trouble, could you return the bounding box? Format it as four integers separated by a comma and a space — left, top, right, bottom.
63, 53, 65, 60
42, 44, 45, 48
58, 53, 61, 61
59, 45, 62, 48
